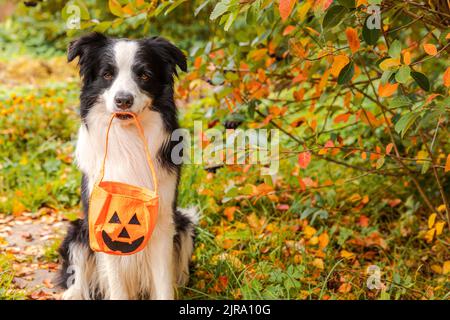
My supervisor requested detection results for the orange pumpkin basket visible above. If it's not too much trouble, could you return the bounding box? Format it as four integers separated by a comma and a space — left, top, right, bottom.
88, 112, 158, 255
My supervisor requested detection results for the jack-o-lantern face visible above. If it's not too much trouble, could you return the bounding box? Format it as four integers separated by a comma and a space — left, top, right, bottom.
101, 210, 146, 254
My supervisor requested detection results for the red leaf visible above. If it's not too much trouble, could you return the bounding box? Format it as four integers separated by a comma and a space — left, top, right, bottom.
298, 151, 311, 169
279, 0, 296, 22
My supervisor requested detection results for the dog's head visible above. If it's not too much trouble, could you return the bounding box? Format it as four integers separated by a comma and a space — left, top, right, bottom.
68, 33, 187, 121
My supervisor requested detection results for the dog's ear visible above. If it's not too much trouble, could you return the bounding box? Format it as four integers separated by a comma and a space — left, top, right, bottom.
68, 32, 108, 63
145, 37, 187, 75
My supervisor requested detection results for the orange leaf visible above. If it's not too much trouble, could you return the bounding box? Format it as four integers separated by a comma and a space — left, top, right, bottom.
403, 51, 411, 65
378, 82, 398, 98
279, 0, 296, 22
334, 113, 350, 124
338, 283, 352, 293
445, 154, 450, 172
423, 43, 437, 56
283, 25, 296, 36
224, 206, 236, 221
298, 151, 311, 169
359, 215, 369, 227
12, 199, 26, 217
444, 67, 450, 87
194, 56, 202, 69
385, 143, 394, 155
345, 27, 360, 53
330, 55, 350, 77
318, 232, 329, 248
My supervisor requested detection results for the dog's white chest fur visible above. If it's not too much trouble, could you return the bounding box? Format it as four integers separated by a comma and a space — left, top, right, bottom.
74, 110, 177, 299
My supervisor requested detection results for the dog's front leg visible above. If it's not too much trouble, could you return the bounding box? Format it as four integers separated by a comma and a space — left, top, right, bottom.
102, 256, 129, 300
150, 222, 175, 300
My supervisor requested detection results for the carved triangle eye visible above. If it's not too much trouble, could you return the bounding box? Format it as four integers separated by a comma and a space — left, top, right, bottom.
109, 212, 121, 224
128, 213, 140, 225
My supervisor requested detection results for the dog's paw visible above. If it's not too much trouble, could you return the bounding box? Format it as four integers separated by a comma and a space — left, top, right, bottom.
61, 287, 83, 300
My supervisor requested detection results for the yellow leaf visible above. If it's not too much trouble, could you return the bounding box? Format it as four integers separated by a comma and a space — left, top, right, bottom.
416, 150, 428, 165
443, 67, 450, 87
379, 58, 401, 71
348, 193, 361, 202
424, 228, 435, 243
330, 55, 350, 77
431, 264, 442, 274
340, 250, 355, 259
312, 258, 324, 269
423, 43, 437, 56
437, 204, 446, 213
303, 225, 317, 239
443, 261, 450, 275
378, 82, 398, 98
435, 221, 445, 236
297, 0, 311, 22
428, 213, 437, 228
345, 27, 360, 54
309, 236, 319, 245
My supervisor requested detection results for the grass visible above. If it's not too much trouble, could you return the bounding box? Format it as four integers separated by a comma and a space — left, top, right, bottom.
0, 56, 449, 300
0, 254, 26, 300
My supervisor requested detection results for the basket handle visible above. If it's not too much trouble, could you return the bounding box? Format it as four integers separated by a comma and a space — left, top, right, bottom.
98, 112, 158, 194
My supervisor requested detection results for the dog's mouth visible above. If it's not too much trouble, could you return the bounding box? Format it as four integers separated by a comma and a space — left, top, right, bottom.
116, 113, 134, 120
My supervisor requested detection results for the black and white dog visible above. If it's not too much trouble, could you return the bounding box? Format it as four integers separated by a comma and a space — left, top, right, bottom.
57, 33, 198, 300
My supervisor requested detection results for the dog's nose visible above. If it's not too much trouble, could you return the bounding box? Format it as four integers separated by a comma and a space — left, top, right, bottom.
114, 92, 134, 110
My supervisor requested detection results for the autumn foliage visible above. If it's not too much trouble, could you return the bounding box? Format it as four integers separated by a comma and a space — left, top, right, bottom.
0, 0, 449, 299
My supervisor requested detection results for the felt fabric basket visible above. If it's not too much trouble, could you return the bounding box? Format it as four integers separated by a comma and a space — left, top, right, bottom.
88, 112, 158, 255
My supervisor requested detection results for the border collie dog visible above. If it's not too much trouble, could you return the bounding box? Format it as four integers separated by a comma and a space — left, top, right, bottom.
57, 33, 198, 300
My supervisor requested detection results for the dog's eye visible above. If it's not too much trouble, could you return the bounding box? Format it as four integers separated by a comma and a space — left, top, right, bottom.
103, 72, 113, 80
139, 73, 150, 81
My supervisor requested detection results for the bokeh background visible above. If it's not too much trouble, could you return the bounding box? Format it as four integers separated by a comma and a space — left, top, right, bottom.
0, 0, 449, 300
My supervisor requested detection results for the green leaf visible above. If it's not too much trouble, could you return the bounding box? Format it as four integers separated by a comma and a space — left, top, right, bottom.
381, 70, 394, 85
411, 71, 430, 91
362, 16, 380, 45
211, 72, 225, 85
389, 96, 411, 108
394, 112, 420, 138
210, 0, 230, 20
322, 5, 348, 29
195, 0, 211, 16
337, 60, 354, 85
395, 65, 410, 84
337, 0, 355, 8
376, 157, 385, 169
389, 40, 402, 59
165, 0, 188, 15
93, 21, 112, 33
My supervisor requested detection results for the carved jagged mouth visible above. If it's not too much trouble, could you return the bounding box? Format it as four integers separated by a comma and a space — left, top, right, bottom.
102, 231, 144, 253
